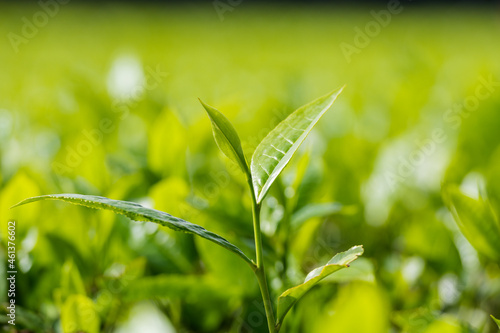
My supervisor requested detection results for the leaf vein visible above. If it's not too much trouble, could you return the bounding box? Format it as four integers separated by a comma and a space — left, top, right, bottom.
259, 163, 271, 176
279, 133, 294, 145
271, 144, 286, 155
263, 153, 280, 162
286, 123, 305, 132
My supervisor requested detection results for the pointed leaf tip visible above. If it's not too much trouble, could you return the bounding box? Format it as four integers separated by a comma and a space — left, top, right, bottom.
251, 87, 344, 203
200, 100, 249, 175
491, 315, 500, 329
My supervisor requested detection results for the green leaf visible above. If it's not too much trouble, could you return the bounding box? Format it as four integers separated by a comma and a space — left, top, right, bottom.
322, 257, 375, 283
251, 87, 344, 203
276, 245, 363, 328
12, 194, 253, 267
200, 99, 249, 174
444, 185, 500, 260
61, 294, 100, 333
491, 315, 500, 329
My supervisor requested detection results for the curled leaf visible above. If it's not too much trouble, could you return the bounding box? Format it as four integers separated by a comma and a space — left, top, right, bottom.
276, 245, 363, 328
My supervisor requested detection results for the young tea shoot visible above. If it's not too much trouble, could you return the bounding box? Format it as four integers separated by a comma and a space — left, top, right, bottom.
13, 86, 362, 332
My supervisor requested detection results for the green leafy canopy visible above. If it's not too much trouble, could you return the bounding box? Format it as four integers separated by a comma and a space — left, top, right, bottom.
13, 88, 355, 333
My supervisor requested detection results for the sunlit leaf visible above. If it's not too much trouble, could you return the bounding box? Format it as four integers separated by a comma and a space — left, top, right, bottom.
276, 245, 363, 328
251, 87, 344, 203
61, 294, 100, 333
200, 99, 249, 174
323, 257, 375, 283
12, 194, 253, 266
444, 185, 500, 260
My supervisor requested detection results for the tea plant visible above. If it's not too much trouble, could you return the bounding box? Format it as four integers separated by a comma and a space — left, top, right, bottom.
444, 185, 500, 330
13, 86, 363, 332
444, 185, 500, 261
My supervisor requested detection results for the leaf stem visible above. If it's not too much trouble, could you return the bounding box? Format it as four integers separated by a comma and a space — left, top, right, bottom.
248, 177, 277, 333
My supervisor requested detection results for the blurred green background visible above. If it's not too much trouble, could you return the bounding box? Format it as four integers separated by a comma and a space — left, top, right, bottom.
1, 2, 500, 332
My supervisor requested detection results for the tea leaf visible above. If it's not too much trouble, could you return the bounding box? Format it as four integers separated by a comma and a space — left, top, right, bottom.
251, 87, 344, 203
276, 245, 363, 328
444, 185, 500, 260
12, 194, 253, 266
491, 315, 500, 329
200, 99, 249, 174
